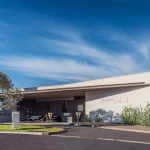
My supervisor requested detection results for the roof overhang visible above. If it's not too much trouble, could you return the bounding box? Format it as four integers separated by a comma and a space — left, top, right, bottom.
22, 82, 150, 100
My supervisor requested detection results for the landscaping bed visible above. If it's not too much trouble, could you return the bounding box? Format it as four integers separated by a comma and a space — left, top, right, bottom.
0, 124, 65, 134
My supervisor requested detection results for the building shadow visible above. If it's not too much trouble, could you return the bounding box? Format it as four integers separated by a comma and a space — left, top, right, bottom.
89, 108, 122, 123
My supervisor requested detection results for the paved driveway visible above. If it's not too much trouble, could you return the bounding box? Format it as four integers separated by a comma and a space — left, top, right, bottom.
0, 127, 150, 150
60, 126, 150, 142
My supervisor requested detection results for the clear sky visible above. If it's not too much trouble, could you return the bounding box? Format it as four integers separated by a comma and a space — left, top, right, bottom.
0, 0, 150, 88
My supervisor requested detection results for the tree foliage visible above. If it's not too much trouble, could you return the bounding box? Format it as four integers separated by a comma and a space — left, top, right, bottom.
0, 72, 13, 92
0, 72, 23, 110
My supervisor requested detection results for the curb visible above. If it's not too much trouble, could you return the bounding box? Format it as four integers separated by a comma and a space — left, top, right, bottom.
0, 131, 42, 135
42, 129, 67, 135
99, 127, 150, 134
0, 129, 67, 136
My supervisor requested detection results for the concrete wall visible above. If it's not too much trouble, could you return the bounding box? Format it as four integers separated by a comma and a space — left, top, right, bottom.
85, 86, 150, 123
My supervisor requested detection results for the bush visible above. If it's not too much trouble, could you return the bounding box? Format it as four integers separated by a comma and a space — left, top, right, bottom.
80, 115, 92, 122
121, 104, 150, 126
80, 115, 102, 122
142, 104, 150, 126
94, 114, 103, 122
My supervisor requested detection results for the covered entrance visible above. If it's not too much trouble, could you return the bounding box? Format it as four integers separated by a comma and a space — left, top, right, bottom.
18, 89, 85, 122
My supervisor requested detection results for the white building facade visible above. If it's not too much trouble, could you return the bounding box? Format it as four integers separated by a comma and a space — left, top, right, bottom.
85, 72, 150, 122
11, 72, 150, 123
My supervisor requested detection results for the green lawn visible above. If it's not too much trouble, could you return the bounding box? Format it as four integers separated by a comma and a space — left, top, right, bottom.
0, 124, 64, 133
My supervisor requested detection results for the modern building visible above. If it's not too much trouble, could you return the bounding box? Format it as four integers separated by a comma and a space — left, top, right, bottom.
19, 72, 150, 123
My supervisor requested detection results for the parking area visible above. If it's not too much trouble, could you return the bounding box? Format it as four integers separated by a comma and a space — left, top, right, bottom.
0, 127, 150, 150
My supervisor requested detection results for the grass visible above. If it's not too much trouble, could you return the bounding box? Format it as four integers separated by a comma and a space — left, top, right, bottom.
0, 124, 64, 133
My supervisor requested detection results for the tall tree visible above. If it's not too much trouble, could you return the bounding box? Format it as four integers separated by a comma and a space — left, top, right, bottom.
0, 72, 23, 110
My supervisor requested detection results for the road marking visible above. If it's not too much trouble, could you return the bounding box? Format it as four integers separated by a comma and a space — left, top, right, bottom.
52, 135, 81, 138
97, 137, 150, 145
51, 135, 94, 139
51, 135, 150, 145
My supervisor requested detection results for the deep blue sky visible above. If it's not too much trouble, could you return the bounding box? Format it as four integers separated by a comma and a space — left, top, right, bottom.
0, 0, 150, 88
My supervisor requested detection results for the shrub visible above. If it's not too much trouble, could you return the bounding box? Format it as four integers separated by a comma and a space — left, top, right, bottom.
94, 114, 103, 122
142, 104, 150, 126
80, 114, 102, 122
121, 104, 150, 126
80, 115, 92, 122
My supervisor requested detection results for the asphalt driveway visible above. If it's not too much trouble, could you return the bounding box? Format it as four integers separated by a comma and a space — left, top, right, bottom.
59, 126, 150, 142
0, 127, 150, 150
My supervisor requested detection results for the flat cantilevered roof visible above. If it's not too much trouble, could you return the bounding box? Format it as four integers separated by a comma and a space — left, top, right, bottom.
22, 72, 150, 99
23, 82, 147, 94
23, 82, 149, 100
